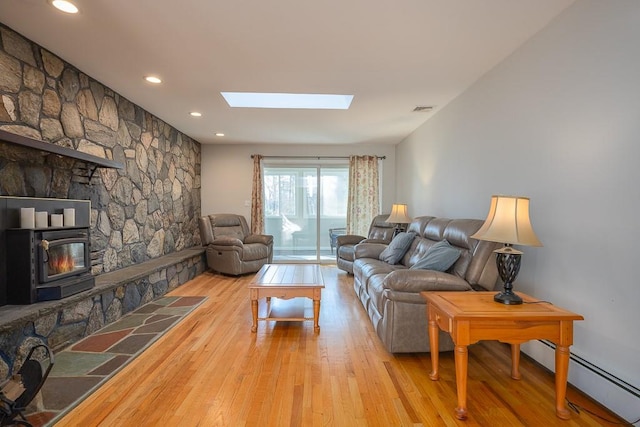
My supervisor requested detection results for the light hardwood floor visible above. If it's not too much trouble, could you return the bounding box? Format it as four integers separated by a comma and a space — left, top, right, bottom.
55, 267, 626, 426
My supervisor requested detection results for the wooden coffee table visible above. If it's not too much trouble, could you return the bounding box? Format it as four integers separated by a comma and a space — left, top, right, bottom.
249, 264, 324, 332
421, 291, 583, 420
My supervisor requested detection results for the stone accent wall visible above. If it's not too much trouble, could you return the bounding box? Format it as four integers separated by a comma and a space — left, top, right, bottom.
0, 23, 202, 274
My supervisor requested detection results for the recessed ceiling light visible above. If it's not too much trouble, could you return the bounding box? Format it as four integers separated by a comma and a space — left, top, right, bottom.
190, 112, 202, 117
144, 76, 162, 84
221, 92, 354, 110
215, 133, 225, 137
51, 0, 78, 14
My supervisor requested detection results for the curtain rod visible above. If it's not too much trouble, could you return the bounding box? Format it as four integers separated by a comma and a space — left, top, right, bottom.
250, 155, 386, 160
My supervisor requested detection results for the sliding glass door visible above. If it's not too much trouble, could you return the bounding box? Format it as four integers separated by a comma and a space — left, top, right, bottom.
264, 163, 348, 263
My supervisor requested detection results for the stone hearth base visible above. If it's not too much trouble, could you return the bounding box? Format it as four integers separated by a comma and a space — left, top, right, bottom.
0, 247, 205, 378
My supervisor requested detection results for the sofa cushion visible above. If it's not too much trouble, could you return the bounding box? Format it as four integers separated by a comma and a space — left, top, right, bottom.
355, 257, 404, 276
379, 232, 416, 264
242, 243, 271, 261
215, 225, 245, 240
410, 239, 460, 271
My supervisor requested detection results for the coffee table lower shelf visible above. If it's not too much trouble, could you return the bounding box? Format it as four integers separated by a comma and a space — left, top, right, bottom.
258, 297, 315, 323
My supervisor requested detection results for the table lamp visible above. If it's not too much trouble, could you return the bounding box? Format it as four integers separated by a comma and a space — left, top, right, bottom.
471, 195, 542, 305
386, 204, 413, 237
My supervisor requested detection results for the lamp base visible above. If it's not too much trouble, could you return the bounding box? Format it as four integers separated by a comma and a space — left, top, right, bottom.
392, 224, 407, 238
494, 245, 523, 305
494, 291, 523, 305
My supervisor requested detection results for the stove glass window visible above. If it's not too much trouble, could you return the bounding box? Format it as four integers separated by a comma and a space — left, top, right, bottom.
47, 242, 86, 277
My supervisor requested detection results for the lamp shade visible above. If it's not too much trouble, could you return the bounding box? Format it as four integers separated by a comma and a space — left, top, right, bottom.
386, 204, 412, 224
471, 195, 542, 247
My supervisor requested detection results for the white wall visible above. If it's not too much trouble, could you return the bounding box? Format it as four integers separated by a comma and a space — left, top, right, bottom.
201, 143, 396, 221
396, 0, 640, 421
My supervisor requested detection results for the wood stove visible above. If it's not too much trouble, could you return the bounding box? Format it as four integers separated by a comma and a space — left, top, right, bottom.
6, 226, 95, 304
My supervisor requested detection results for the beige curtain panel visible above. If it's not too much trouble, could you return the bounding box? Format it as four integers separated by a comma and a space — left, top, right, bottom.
250, 154, 265, 234
346, 155, 380, 237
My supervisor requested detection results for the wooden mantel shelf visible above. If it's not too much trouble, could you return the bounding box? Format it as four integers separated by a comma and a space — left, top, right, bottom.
0, 129, 123, 180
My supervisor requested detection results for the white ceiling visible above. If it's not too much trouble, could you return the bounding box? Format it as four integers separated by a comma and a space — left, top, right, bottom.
0, 0, 573, 145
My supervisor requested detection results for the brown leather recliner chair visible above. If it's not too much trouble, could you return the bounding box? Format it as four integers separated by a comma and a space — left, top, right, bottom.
199, 214, 273, 276
336, 214, 394, 274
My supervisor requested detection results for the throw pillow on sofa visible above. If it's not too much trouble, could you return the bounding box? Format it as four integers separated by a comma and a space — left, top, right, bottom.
379, 232, 416, 264
410, 239, 461, 271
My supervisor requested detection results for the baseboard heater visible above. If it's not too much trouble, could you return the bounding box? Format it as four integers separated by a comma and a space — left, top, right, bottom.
538, 339, 640, 399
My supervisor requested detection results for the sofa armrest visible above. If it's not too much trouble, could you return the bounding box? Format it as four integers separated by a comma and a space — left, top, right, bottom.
383, 269, 472, 293
245, 234, 274, 245
337, 234, 366, 247
354, 242, 387, 259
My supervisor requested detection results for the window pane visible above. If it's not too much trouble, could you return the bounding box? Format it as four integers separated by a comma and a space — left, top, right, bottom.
279, 174, 296, 216
264, 171, 296, 216
321, 169, 348, 217
264, 175, 278, 216
304, 172, 317, 218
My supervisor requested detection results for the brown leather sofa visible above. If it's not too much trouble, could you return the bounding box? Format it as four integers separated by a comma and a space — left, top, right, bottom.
199, 214, 273, 276
335, 214, 394, 274
352, 216, 501, 353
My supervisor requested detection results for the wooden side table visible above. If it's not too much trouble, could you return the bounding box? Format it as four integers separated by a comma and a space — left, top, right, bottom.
421, 291, 583, 420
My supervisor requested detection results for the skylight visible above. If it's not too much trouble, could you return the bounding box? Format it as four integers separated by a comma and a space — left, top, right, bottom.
220, 92, 354, 110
